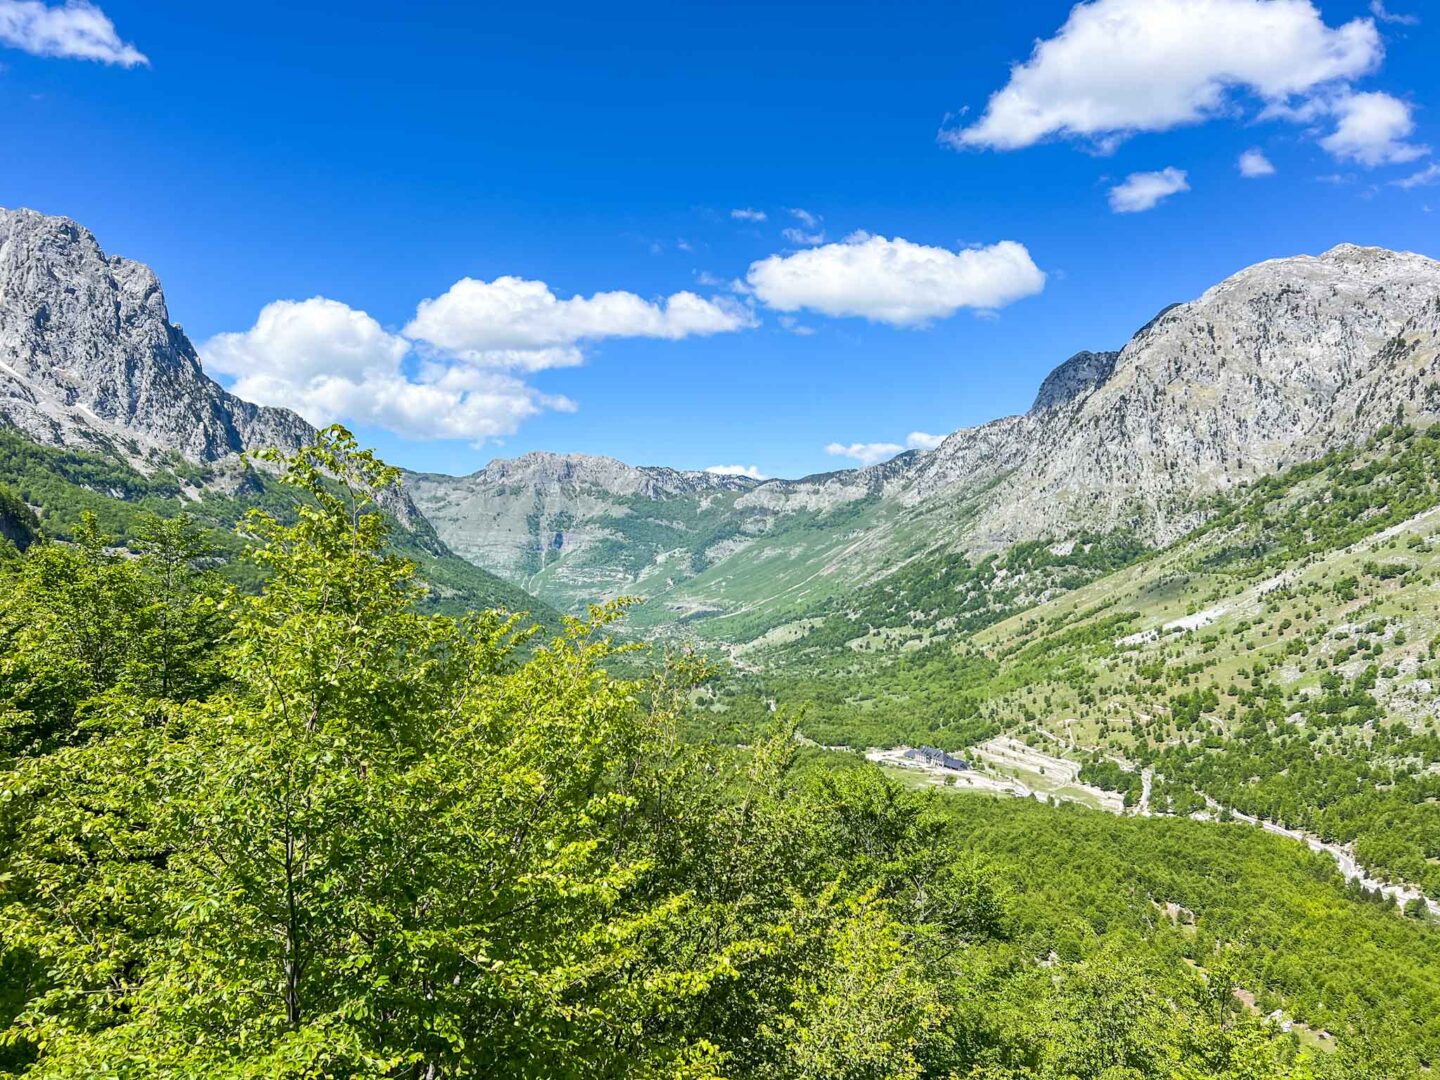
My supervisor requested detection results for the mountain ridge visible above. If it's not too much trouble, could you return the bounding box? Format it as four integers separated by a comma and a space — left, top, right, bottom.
410, 241, 1440, 623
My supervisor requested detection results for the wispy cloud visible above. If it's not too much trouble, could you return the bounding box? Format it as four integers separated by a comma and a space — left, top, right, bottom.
1109, 167, 1190, 213
1393, 163, 1440, 189
782, 207, 826, 246
825, 441, 905, 466
1369, 0, 1418, 26
730, 208, 767, 222
0, 0, 147, 66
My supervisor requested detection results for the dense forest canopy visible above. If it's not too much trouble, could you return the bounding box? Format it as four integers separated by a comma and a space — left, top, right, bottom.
0, 429, 1434, 1078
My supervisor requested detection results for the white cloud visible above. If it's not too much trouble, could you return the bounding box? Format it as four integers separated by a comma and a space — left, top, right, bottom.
823, 432, 947, 463
782, 207, 826, 246
1369, 1, 1418, 27
747, 234, 1045, 325
204, 270, 755, 443
1393, 163, 1440, 188
947, 0, 1380, 153
782, 227, 827, 246
1238, 148, 1277, 176
201, 298, 575, 442
204, 297, 409, 384
704, 464, 766, 479
404, 276, 753, 354
825, 441, 905, 466
730, 208, 767, 222
1319, 90, 1428, 166
0, 0, 146, 66
1108, 167, 1190, 213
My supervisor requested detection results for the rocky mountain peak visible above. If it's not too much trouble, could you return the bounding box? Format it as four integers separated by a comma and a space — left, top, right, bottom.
1319, 241, 1407, 263
1030, 350, 1119, 413
0, 206, 312, 465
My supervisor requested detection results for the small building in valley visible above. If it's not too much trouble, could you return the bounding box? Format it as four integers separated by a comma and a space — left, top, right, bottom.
902, 746, 969, 771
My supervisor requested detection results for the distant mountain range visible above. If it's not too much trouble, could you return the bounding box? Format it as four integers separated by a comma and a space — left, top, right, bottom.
6, 205, 1440, 644
408, 242, 1440, 631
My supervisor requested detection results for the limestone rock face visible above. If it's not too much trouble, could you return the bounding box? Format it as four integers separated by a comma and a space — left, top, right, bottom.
0, 207, 312, 464
902, 243, 1440, 546
1030, 350, 1120, 413
463, 451, 759, 500
402, 453, 760, 603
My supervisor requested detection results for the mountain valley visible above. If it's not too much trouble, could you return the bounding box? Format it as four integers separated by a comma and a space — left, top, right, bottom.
4, 206, 1440, 1071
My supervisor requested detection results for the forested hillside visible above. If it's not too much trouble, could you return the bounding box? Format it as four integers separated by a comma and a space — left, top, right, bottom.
1, 429, 1432, 1077
0, 429, 555, 623
700, 426, 1440, 931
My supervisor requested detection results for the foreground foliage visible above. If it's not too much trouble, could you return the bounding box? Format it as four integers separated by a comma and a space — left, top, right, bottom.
0, 430, 1421, 1077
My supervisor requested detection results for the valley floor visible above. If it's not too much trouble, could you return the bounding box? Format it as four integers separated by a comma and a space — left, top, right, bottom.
864, 734, 1440, 919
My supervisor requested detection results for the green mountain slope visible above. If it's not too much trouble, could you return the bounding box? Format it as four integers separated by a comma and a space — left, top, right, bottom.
0, 429, 557, 625
721, 424, 1440, 906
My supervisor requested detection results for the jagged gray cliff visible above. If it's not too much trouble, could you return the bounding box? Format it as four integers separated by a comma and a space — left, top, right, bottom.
894, 242, 1440, 544
0, 207, 312, 465
1030, 350, 1119, 413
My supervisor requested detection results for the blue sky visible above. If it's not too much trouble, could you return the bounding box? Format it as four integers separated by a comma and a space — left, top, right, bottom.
2, 0, 1438, 478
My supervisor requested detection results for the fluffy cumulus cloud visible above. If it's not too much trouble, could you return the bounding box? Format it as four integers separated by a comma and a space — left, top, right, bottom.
404, 276, 753, 355
906, 431, 946, 450
945, 0, 1432, 170
0, 0, 146, 66
1109, 167, 1191, 213
204, 297, 409, 386
202, 298, 573, 442
202, 274, 752, 443
704, 464, 766, 479
1238, 148, 1277, 176
948, 0, 1381, 152
1318, 90, 1428, 166
747, 234, 1045, 326
825, 441, 905, 466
